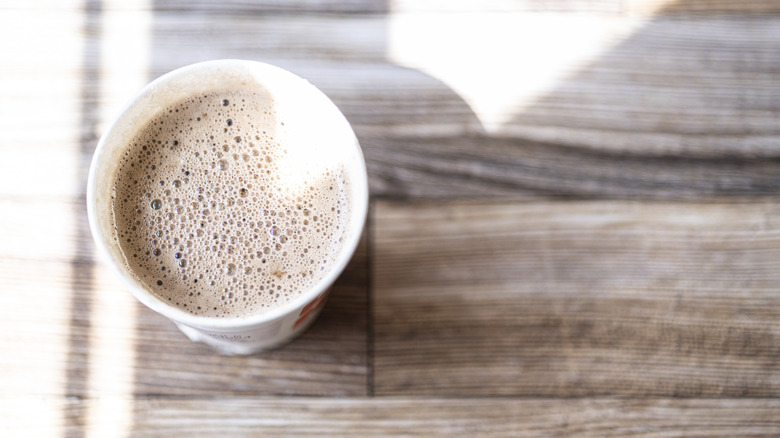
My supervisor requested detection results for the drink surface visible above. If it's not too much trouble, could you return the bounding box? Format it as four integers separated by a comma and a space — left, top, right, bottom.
111, 90, 351, 318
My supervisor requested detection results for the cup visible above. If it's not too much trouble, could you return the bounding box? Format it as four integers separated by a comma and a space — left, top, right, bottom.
87, 60, 368, 354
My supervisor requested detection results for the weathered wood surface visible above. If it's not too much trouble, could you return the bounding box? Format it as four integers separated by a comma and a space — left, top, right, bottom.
2, 0, 780, 435
7, 2, 780, 200
0, 198, 368, 397
4, 397, 780, 437
129, 232, 368, 396
144, 8, 780, 199
373, 201, 780, 396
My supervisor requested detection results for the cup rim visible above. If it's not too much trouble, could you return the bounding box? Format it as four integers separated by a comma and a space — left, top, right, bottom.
87, 59, 368, 331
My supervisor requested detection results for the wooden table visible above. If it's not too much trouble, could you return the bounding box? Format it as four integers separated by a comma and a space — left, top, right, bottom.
3, 0, 780, 436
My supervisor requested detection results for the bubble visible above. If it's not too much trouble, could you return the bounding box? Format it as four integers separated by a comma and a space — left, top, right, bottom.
222, 99, 229, 106
239, 188, 248, 197
153, 248, 161, 256
226, 119, 232, 126
218, 160, 229, 171
172, 180, 181, 188
151, 199, 162, 210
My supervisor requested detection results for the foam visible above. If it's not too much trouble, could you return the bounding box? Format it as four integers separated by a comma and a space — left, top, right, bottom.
111, 90, 351, 318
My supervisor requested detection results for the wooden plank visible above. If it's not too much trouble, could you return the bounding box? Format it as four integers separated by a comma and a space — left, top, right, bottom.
0, 257, 77, 398
0, 242, 367, 397
370, 12, 780, 198
389, 0, 780, 15
387, 0, 622, 14
494, 17, 780, 157
4, 397, 779, 437
626, 0, 780, 15
0, 6, 92, 200
363, 135, 780, 199
147, 14, 388, 68
149, 0, 389, 14
7, 8, 780, 200
135, 10, 780, 199
0, 0, 386, 13
130, 230, 368, 396
373, 201, 780, 396
148, 0, 780, 15
0, 197, 368, 397
0, 198, 93, 263
17, 0, 780, 16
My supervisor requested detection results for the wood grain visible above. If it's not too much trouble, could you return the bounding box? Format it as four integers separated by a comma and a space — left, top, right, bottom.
130, 231, 368, 396
4, 397, 779, 437
0, 196, 368, 397
364, 135, 780, 199
0, 252, 368, 396
364, 12, 780, 198
4, 0, 780, 436
373, 200, 780, 396
627, 0, 780, 15
7, 7, 780, 200
12, 0, 780, 14
130, 6, 780, 199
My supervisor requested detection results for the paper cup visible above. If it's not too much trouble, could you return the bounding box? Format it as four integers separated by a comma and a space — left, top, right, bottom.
87, 60, 367, 354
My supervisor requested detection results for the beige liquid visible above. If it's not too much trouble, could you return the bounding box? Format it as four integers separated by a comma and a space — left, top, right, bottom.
110, 89, 351, 318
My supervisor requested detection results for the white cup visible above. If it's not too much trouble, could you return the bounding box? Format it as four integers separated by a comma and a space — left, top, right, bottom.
87, 60, 368, 354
